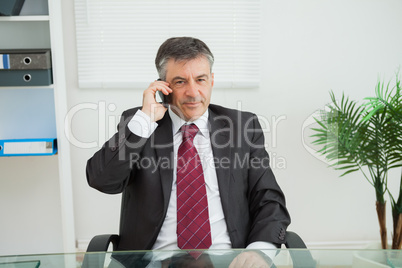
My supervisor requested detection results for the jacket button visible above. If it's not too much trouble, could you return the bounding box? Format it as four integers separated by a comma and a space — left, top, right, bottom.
119, 134, 125, 143
110, 146, 117, 152
279, 228, 286, 240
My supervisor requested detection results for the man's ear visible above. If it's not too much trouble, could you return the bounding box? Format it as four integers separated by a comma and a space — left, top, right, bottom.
211, 73, 214, 87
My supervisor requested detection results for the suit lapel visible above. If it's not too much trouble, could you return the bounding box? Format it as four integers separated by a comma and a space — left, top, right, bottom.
153, 113, 174, 211
208, 108, 232, 214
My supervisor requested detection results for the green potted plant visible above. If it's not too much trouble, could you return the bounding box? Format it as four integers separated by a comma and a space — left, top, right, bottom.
311, 74, 402, 249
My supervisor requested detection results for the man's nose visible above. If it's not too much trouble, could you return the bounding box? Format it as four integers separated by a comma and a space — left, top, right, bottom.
185, 80, 199, 97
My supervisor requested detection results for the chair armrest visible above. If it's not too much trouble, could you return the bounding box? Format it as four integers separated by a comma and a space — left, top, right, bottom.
284, 231, 316, 268
86, 234, 120, 252
285, 231, 307, 249
82, 234, 120, 268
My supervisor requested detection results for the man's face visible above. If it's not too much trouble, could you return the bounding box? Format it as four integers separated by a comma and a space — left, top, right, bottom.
165, 56, 214, 121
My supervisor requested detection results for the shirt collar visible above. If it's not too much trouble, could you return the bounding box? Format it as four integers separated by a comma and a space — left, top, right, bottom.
168, 106, 209, 137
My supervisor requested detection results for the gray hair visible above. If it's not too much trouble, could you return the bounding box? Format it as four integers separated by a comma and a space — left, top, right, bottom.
155, 37, 214, 80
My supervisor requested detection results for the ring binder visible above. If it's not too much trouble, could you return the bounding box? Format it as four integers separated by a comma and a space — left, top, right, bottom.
0, 0, 25, 16
0, 69, 52, 86
0, 138, 57, 156
0, 49, 51, 70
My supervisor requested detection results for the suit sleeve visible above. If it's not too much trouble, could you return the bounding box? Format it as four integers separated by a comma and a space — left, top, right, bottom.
246, 114, 291, 246
86, 109, 149, 194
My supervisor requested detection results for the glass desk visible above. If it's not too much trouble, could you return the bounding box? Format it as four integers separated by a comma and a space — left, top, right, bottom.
0, 249, 401, 268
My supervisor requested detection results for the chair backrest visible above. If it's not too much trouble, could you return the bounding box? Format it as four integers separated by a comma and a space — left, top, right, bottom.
285, 231, 308, 248
285, 231, 316, 268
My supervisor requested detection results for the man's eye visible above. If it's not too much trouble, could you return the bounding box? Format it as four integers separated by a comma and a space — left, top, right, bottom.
176, 81, 184, 84
198, 79, 206, 82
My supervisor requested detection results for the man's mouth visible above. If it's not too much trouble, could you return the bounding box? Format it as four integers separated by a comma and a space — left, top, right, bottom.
184, 102, 201, 107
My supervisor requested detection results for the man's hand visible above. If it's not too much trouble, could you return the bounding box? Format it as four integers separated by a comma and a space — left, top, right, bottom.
141, 80, 172, 122
229, 251, 272, 268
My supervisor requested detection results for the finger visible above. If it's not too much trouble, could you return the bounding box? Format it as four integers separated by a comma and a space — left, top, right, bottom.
159, 86, 172, 95
228, 256, 237, 268
229, 255, 246, 268
152, 80, 170, 88
147, 82, 172, 95
229, 252, 269, 268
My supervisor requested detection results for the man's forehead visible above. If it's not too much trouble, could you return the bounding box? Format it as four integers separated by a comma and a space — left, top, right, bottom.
169, 56, 210, 67
166, 57, 211, 76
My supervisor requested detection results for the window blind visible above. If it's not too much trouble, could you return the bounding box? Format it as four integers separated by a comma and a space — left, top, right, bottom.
74, 0, 261, 89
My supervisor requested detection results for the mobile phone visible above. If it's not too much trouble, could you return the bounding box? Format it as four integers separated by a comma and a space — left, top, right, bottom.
157, 78, 171, 106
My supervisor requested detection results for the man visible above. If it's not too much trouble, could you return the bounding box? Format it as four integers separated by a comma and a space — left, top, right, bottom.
87, 37, 290, 268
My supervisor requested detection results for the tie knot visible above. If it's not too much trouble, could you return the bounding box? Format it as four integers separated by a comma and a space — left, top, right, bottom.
180, 124, 199, 141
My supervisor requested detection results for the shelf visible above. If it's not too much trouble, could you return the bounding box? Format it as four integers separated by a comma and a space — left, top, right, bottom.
0, 0, 76, 255
0, 85, 53, 90
0, 15, 49, 22
0, 20, 50, 49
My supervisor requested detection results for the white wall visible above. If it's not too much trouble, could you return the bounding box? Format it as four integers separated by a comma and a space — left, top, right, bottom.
61, 0, 402, 249
0, 156, 63, 255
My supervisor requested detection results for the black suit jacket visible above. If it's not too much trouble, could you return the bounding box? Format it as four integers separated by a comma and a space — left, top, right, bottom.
86, 104, 290, 250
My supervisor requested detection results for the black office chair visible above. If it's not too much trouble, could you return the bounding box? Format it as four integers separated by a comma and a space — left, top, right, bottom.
82, 230, 316, 268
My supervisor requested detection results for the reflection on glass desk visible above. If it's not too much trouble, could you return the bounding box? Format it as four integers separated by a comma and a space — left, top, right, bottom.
0, 260, 40, 268
0, 249, 401, 268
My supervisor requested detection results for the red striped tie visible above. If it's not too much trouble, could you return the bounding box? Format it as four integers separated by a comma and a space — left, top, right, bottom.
176, 124, 211, 258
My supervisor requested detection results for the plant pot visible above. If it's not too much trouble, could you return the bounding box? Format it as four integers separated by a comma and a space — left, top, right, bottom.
352, 243, 402, 267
